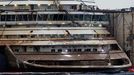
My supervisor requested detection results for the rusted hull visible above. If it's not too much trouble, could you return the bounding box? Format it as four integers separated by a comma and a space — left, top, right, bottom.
21, 62, 129, 72
13, 52, 132, 72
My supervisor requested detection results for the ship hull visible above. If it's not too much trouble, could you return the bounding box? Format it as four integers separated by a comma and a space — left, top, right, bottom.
22, 63, 128, 72
7, 52, 131, 72
19, 53, 131, 72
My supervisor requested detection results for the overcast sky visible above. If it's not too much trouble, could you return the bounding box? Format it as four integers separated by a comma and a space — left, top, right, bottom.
95, 0, 134, 9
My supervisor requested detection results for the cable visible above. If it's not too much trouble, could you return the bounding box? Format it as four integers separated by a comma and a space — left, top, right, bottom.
6, 0, 14, 6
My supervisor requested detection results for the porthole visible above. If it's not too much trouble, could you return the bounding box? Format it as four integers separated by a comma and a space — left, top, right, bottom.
51, 49, 55, 52
68, 49, 71, 52
93, 48, 97, 52
58, 49, 62, 52
14, 49, 19, 52
78, 49, 82, 52
85, 49, 91, 52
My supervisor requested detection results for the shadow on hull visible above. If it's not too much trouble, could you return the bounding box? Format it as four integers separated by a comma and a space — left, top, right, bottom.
19, 66, 128, 73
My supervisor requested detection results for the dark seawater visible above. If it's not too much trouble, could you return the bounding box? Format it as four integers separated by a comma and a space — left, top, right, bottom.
0, 72, 134, 75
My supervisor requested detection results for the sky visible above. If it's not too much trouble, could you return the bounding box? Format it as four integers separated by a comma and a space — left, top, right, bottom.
95, 0, 134, 9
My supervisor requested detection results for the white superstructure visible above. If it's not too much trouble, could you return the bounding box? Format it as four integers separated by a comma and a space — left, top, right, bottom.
0, 0, 131, 71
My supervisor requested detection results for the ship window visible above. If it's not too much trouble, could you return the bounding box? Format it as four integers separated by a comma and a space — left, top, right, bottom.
98, 15, 103, 21
6, 15, 12, 21
30, 35, 36, 38
20, 35, 27, 38
84, 14, 91, 21
92, 15, 109, 21
94, 34, 99, 38
71, 5, 77, 9
67, 14, 73, 20
16, 15, 22, 21
23, 46, 27, 52
28, 14, 36, 21
59, 35, 64, 38
93, 48, 97, 52
33, 46, 40, 52
85, 49, 91, 52
14, 49, 19, 52
78, 49, 82, 52
51, 49, 55, 52
102, 15, 109, 21
38, 14, 43, 21
63, 14, 67, 20
49, 14, 54, 21
79, 14, 83, 20
16, 15, 28, 21
0, 14, 109, 21
58, 49, 62, 52
47, 6, 51, 9
74, 49, 77, 52
11, 15, 16, 21
53, 14, 58, 21
57, 14, 64, 21
43, 14, 48, 20
22, 15, 28, 21
110, 44, 120, 50
92, 15, 98, 21
68, 49, 71, 52
1, 15, 6, 21
74, 14, 79, 21
33, 15, 37, 21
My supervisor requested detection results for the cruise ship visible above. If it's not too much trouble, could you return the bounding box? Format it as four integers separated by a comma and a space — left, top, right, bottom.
0, 0, 132, 72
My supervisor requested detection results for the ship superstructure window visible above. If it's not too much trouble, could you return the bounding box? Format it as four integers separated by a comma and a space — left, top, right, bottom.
85, 49, 91, 52
93, 48, 97, 52
28, 14, 37, 21
4, 15, 15, 21
16, 15, 21, 21
33, 46, 40, 52
78, 49, 82, 52
74, 14, 79, 20
79, 14, 83, 20
38, 14, 47, 21
51, 49, 55, 52
0, 14, 108, 21
67, 49, 72, 52
58, 49, 62, 52
2, 33, 109, 40
20, 35, 27, 38
73, 49, 77, 52
10, 45, 117, 53
84, 15, 91, 21
57, 14, 64, 21
14, 49, 19, 52
71, 5, 77, 9
1, 15, 6, 21
110, 44, 120, 50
